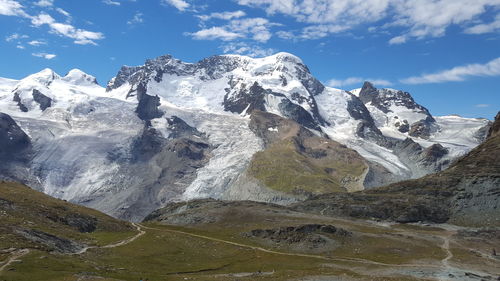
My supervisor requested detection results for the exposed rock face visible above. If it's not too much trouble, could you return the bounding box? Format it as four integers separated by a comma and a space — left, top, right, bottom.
409, 117, 436, 139
12, 92, 28, 112
0, 113, 32, 162
346, 94, 390, 147
246, 224, 351, 242
223, 81, 266, 114
245, 224, 351, 250
166, 115, 205, 139
15, 228, 86, 253
392, 138, 449, 178
32, 89, 52, 111
0, 113, 34, 184
135, 83, 163, 121
487, 112, 500, 138
278, 98, 321, 131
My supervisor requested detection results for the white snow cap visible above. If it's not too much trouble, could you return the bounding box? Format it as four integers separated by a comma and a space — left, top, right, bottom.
25, 68, 61, 84
62, 69, 98, 86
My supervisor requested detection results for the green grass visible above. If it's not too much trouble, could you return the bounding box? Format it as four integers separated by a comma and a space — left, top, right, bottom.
248, 138, 367, 195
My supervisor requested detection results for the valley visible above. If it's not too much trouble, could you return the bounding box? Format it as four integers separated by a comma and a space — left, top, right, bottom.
1, 192, 499, 281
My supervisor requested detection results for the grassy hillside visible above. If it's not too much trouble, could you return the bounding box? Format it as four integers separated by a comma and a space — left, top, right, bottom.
0, 181, 135, 251
248, 110, 368, 195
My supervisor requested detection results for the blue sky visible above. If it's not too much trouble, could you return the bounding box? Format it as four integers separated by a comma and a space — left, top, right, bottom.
1, 0, 499, 118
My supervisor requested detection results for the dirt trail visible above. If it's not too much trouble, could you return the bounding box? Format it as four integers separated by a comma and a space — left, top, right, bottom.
102, 223, 145, 248
138, 224, 448, 269
75, 222, 145, 254
441, 232, 454, 269
0, 249, 30, 274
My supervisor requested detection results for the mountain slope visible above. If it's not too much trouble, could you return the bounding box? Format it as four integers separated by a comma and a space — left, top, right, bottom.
0, 181, 133, 254
0, 53, 490, 220
292, 111, 500, 227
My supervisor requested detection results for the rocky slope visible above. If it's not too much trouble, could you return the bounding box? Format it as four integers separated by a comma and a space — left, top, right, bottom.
0, 53, 490, 220
292, 111, 500, 227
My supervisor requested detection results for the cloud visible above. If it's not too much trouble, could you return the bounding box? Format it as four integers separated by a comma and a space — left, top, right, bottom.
55, 7, 71, 18
189, 17, 278, 43
236, 0, 500, 43
388, 35, 406, 45
28, 40, 46, 46
327, 77, 393, 88
0, 0, 29, 17
102, 0, 121, 6
221, 42, 276, 57
34, 0, 53, 7
237, 0, 390, 39
32, 52, 56, 59
198, 10, 246, 21
189, 27, 243, 41
5, 33, 28, 42
127, 12, 143, 25
1, 1, 104, 46
31, 13, 105, 45
475, 104, 490, 108
161, 0, 190, 11
401, 57, 500, 84
464, 14, 500, 34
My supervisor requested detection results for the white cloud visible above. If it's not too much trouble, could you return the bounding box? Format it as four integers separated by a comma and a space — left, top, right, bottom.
327, 77, 393, 88
237, 0, 390, 39
28, 40, 46, 46
401, 57, 500, 84
5, 33, 28, 42
0, 0, 29, 17
127, 12, 143, 25
1, 1, 104, 46
189, 27, 243, 41
31, 13, 105, 45
102, 0, 121, 6
475, 104, 490, 108
464, 14, 500, 34
16, 44, 24, 49
55, 7, 71, 18
34, 0, 53, 7
221, 42, 276, 57
198, 10, 246, 21
189, 17, 278, 43
32, 52, 56, 59
236, 0, 500, 43
388, 35, 407, 45
161, 0, 190, 11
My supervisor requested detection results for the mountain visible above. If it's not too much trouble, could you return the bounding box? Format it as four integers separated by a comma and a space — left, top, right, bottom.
0, 53, 490, 221
292, 111, 500, 227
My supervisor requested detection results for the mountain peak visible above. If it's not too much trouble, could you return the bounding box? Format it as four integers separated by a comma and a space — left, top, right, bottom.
27, 68, 60, 82
62, 69, 99, 86
361, 81, 376, 92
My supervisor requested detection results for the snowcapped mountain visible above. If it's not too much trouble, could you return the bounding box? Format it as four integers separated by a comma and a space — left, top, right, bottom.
0, 53, 491, 221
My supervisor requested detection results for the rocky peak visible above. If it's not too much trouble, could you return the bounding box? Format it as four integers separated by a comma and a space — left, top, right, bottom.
358, 82, 432, 116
